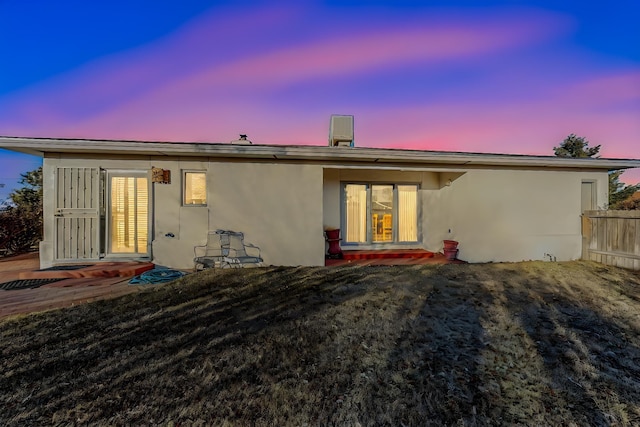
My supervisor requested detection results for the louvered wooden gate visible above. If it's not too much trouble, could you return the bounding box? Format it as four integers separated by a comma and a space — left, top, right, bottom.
54, 167, 102, 261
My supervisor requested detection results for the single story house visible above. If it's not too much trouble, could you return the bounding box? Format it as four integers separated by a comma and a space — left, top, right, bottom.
1, 136, 639, 269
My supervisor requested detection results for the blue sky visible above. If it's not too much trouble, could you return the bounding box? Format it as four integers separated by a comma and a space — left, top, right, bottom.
1, 0, 639, 201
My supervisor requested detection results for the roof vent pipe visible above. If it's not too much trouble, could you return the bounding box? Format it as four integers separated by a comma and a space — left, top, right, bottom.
230, 134, 252, 145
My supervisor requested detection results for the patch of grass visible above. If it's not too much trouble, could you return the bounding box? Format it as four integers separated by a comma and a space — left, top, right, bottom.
1, 262, 640, 426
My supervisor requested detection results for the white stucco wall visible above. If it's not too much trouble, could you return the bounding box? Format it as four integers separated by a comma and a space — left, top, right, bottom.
41, 156, 325, 269
208, 162, 325, 267
322, 167, 607, 263
153, 160, 327, 269
41, 156, 213, 269
423, 169, 608, 262
150, 159, 210, 269
40, 154, 607, 269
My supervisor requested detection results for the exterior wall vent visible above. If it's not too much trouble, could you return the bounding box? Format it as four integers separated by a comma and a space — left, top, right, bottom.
329, 115, 354, 147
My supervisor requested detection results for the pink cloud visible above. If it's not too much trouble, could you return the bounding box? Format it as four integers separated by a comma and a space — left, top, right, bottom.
623, 169, 640, 185
0, 9, 568, 142
336, 70, 640, 188
0, 7, 565, 131
358, 97, 639, 158
174, 17, 564, 92
4, 68, 639, 164
560, 70, 640, 109
0, 5, 637, 188
0, 4, 298, 124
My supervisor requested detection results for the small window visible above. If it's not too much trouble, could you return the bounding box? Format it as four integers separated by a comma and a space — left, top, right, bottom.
184, 171, 207, 205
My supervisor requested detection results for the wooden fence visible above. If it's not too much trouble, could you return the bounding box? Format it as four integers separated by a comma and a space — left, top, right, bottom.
582, 210, 640, 270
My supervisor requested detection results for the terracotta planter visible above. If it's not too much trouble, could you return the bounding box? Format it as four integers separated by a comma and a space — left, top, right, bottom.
444, 248, 458, 261
325, 229, 343, 259
325, 229, 340, 240
443, 240, 459, 250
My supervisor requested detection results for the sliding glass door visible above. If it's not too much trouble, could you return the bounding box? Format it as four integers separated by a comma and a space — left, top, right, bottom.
343, 183, 418, 244
397, 185, 418, 242
371, 185, 393, 242
345, 184, 368, 243
108, 172, 149, 255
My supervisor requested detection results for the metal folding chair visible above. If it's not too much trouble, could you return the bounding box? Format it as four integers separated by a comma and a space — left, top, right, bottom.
223, 232, 264, 268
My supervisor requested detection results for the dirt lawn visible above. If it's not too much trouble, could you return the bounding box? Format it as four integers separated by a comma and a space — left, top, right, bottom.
1, 261, 639, 426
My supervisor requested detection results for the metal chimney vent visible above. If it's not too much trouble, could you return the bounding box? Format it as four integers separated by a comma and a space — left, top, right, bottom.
329, 115, 354, 147
230, 134, 252, 145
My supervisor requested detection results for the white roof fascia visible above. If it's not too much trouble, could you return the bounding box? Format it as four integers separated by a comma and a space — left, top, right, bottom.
1, 136, 639, 171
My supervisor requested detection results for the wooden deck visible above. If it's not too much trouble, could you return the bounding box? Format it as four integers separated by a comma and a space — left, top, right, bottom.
0, 253, 153, 320
19, 261, 154, 280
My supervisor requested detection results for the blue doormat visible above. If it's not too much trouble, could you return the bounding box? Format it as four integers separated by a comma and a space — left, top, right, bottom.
0, 278, 64, 291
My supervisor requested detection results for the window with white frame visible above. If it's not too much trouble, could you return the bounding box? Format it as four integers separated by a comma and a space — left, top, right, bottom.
183, 171, 207, 205
343, 183, 418, 244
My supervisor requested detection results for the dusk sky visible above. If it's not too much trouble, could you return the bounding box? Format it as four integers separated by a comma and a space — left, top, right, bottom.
1, 0, 639, 201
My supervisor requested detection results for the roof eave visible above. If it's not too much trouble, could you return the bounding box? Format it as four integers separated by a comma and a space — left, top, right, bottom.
0, 136, 639, 171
